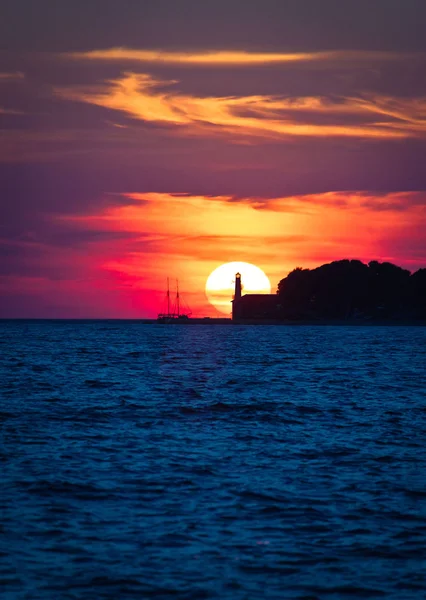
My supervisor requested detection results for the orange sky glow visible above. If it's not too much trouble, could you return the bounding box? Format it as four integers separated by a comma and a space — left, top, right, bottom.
1, 34, 426, 317
55, 191, 426, 318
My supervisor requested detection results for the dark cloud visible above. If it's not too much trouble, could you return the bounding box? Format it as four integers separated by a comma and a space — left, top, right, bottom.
2, 0, 426, 53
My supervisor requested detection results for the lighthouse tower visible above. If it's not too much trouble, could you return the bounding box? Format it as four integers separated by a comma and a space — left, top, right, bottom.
232, 272, 242, 320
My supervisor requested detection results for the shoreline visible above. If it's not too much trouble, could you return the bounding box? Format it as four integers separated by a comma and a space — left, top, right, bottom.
1, 318, 426, 326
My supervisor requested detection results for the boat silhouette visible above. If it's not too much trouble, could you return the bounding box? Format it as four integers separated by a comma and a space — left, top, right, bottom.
157, 278, 192, 323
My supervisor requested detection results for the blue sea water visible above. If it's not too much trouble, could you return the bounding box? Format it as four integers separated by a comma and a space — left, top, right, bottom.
1, 321, 426, 600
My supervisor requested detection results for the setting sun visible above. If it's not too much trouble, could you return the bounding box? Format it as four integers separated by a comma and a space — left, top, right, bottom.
205, 261, 271, 314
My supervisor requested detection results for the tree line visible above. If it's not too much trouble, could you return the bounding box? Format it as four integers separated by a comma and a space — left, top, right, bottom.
277, 260, 426, 321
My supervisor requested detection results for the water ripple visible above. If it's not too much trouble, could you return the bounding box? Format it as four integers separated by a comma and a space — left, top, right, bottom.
1, 322, 425, 599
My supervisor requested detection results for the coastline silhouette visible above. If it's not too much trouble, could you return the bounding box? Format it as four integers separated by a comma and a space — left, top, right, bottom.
232, 259, 426, 322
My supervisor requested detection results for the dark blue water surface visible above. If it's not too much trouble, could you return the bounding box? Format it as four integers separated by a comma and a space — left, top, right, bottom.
1, 321, 426, 599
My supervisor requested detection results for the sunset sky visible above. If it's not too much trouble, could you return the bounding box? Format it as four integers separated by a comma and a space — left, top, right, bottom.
1, 0, 426, 317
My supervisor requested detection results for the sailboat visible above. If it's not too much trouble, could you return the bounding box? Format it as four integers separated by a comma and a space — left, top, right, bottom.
157, 278, 192, 323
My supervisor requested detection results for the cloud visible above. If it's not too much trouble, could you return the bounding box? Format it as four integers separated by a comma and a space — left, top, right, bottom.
0, 107, 25, 115
0, 73, 25, 117
61, 191, 426, 265
56, 72, 426, 140
254, 191, 426, 213
65, 48, 420, 67
0, 71, 24, 81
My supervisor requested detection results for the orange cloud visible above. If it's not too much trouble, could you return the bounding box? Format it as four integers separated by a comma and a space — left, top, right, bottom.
56, 73, 426, 140
60, 191, 426, 317
65, 48, 419, 66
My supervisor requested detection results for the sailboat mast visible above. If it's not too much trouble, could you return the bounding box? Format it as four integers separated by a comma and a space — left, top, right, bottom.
167, 277, 170, 316
176, 279, 180, 316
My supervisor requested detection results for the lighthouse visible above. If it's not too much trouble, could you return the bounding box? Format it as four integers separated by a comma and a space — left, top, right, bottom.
231, 271, 279, 321
232, 272, 242, 320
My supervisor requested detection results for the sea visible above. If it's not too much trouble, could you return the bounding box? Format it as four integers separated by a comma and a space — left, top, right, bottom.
1, 320, 426, 600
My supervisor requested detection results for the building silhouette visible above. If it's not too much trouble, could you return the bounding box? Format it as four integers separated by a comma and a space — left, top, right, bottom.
232, 272, 279, 321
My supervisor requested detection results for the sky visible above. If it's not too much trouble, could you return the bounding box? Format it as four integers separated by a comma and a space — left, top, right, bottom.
1, 0, 426, 318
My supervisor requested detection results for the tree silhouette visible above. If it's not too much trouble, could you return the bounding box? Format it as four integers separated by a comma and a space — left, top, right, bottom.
411, 268, 426, 319
277, 260, 425, 321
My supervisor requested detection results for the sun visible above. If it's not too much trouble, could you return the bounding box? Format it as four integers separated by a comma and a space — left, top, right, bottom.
205, 261, 271, 314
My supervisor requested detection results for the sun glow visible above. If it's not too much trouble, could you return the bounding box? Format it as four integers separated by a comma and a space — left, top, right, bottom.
58, 191, 426, 318
205, 262, 271, 314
